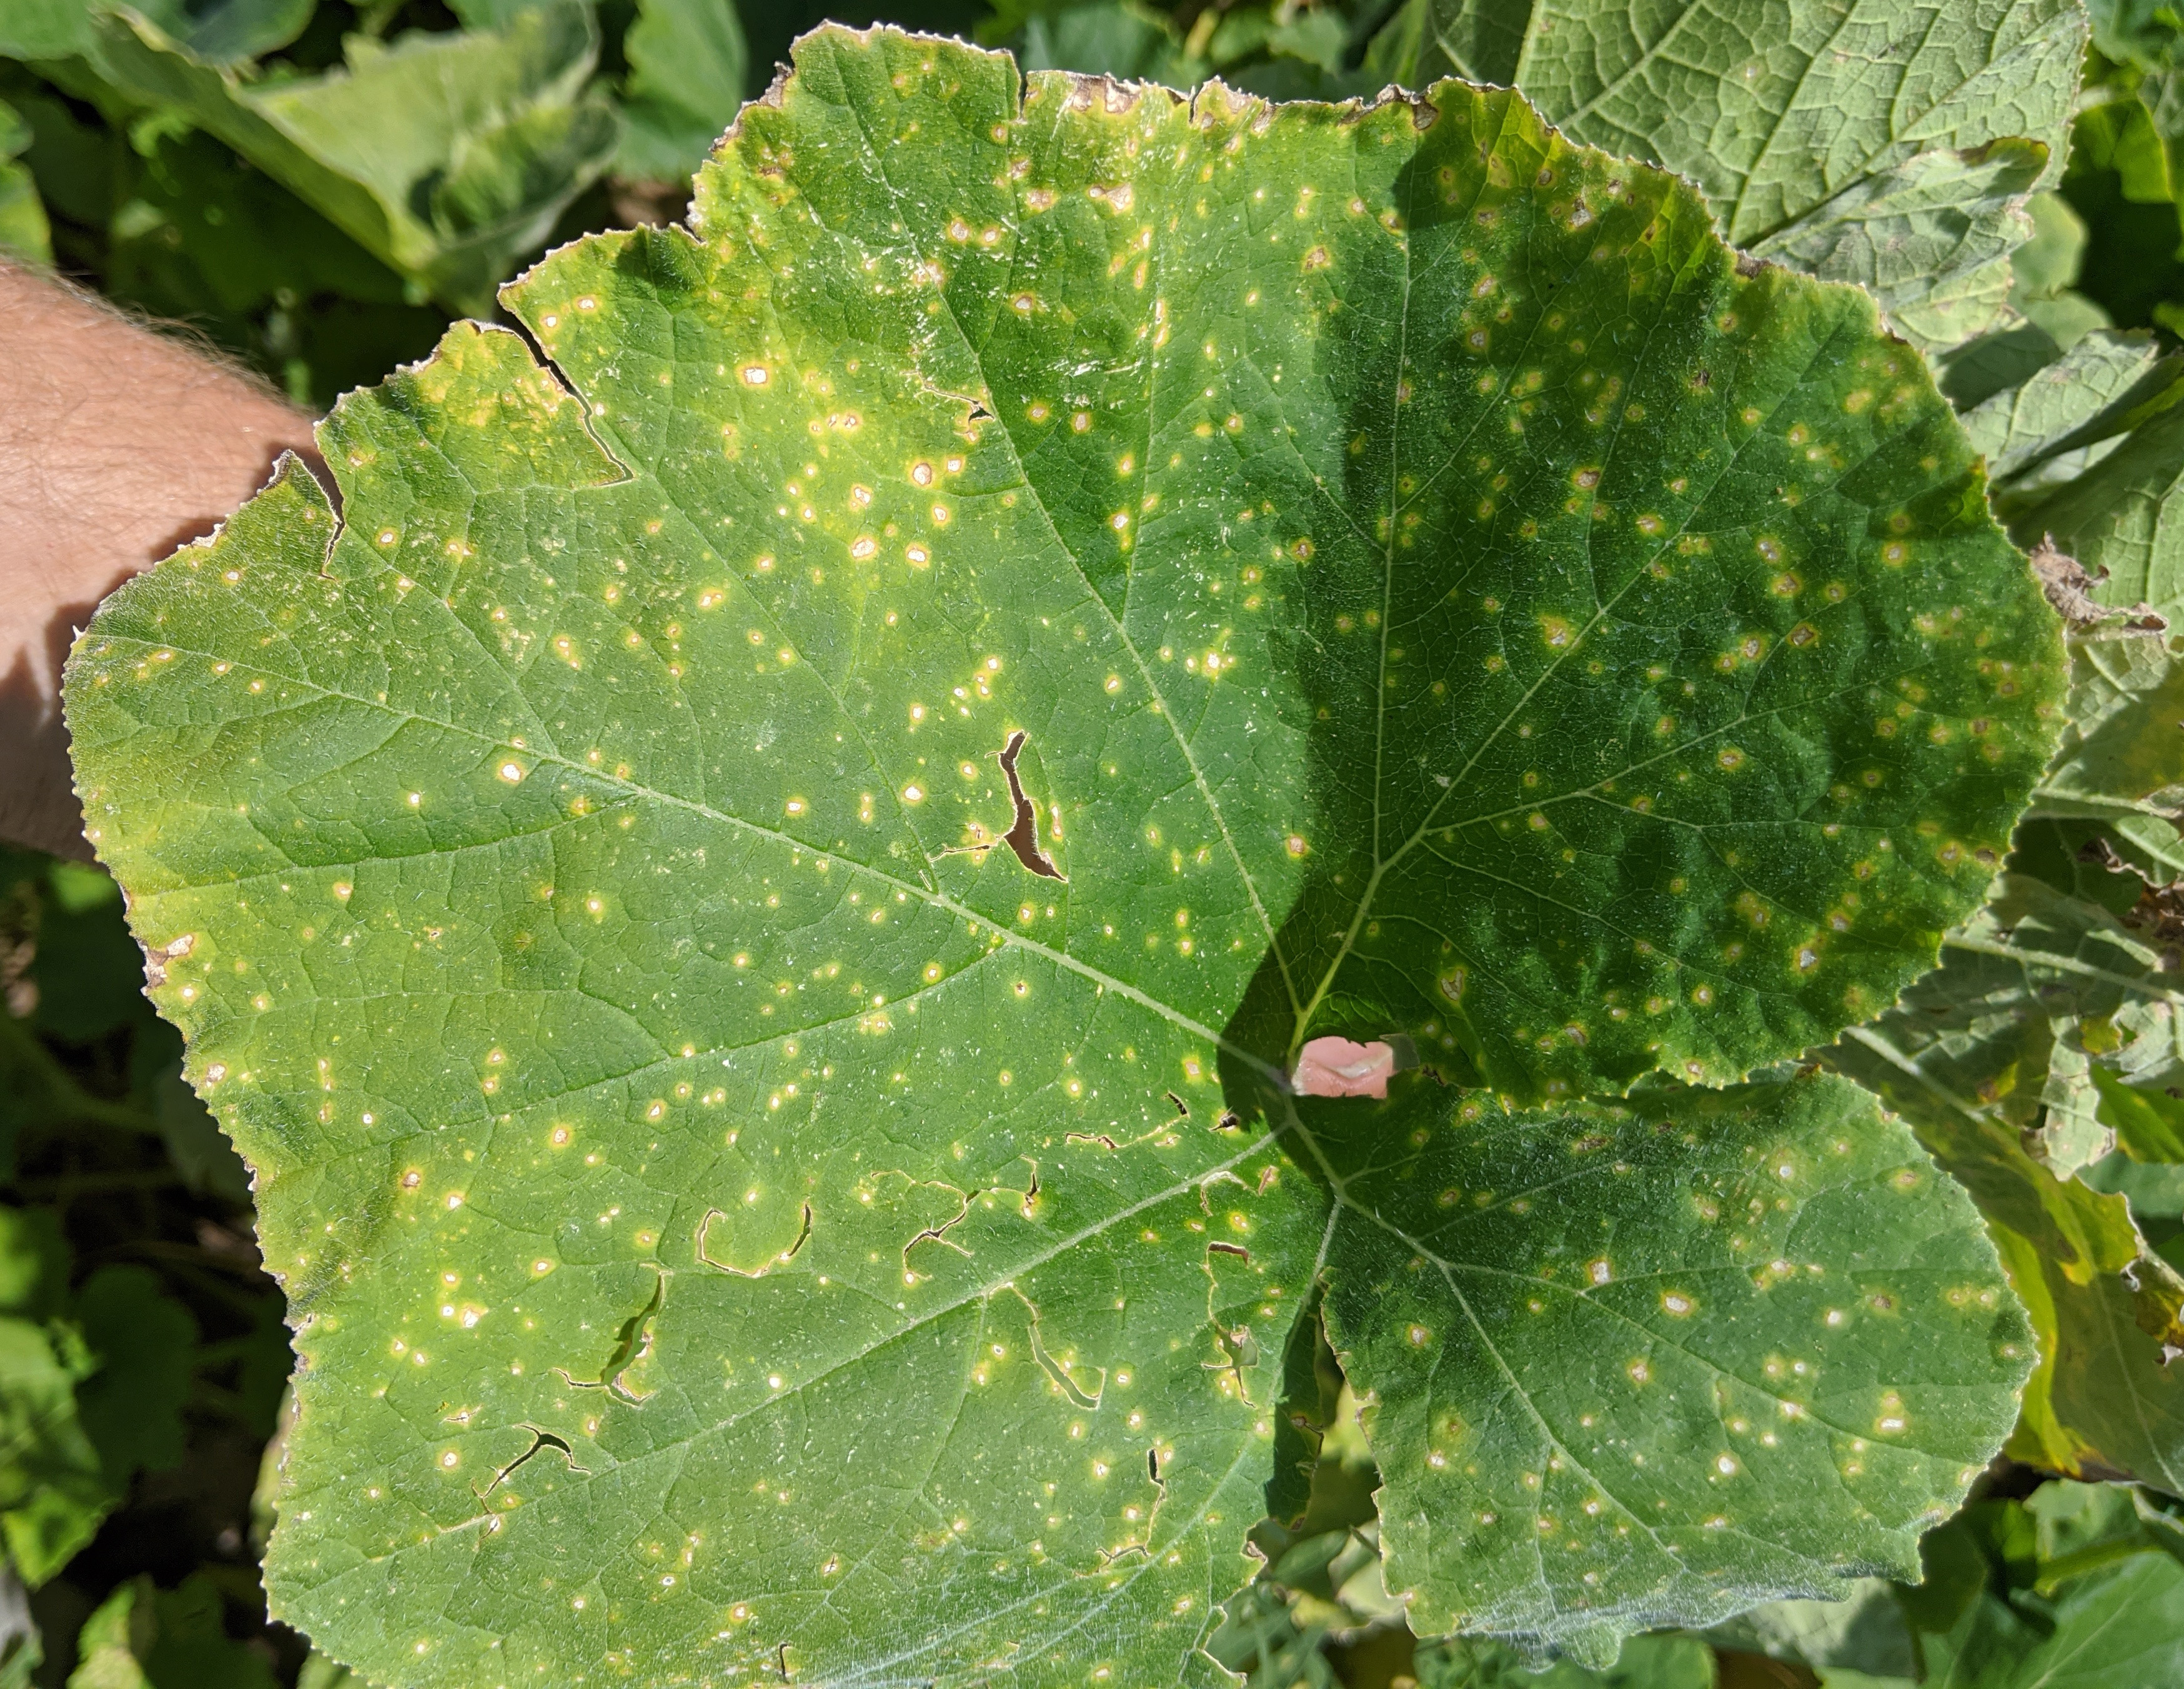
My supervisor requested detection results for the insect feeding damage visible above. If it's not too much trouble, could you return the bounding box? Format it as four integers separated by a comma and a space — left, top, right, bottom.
997, 729, 1064, 880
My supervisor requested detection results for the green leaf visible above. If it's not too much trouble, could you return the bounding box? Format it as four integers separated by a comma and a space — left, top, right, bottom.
67, 1575, 279, 1689
2024, 625, 2184, 883
1825, 953, 2184, 1491
1960, 329, 2162, 489
1379, 0, 2085, 247
72, 1266, 197, 1487
64, 32, 2060, 1684
1745, 141, 2045, 354
1308, 1074, 2027, 1660
612, 0, 747, 186
0, 97, 50, 267
86, 2, 618, 312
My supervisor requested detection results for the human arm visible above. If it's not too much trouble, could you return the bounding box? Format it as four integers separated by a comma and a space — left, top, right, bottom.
0, 261, 320, 858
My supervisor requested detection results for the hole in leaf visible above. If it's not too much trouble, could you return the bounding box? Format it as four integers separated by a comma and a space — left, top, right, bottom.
482, 1427, 582, 1497
556, 1274, 662, 1404
996, 729, 1064, 879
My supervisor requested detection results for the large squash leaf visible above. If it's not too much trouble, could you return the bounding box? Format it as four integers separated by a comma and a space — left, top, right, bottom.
66, 30, 2058, 1687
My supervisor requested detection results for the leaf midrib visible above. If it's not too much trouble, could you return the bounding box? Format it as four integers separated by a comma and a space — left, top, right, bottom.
821, 75, 1303, 1024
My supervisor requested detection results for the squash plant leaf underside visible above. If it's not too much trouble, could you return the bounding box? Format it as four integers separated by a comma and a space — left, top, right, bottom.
64, 29, 2058, 1688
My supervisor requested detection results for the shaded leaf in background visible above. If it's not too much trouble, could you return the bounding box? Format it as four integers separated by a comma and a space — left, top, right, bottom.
0, 97, 50, 266
1010, 0, 1206, 87
1415, 1633, 1715, 1687
2062, 87, 2184, 336
0, 1223, 199, 1594
67, 1573, 277, 1689
0, 1210, 103, 1590
2012, 398, 2184, 625
71, 1267, 196, 1490
2, 0, 315, 69
2024, 623, 2184, 884
60, 26, 2065, 1685
1960, 329, 2160, 491
1998, 187, 2117, 356
1374, 0, 2085, 247
1824, 901, 2184, 1494
1904, 1486, 2184, 1688
86, 0, 620, 312
1698, 1575, 1913, 1680
611, 0, 748, 186
1830, 869, 2184, 1175
97, 126, 451, 410
1744, 139, 2042, 355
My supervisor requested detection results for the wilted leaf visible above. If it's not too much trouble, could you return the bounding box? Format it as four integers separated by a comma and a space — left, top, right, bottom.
1309, 1074, 2027, 1660
65, 32, 2060, 1685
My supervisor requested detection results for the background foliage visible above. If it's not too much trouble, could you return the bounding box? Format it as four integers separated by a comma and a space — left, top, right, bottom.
10, 0, 2184, 1685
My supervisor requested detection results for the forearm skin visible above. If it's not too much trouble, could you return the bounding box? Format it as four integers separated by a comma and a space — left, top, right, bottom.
0, 262, 319, 858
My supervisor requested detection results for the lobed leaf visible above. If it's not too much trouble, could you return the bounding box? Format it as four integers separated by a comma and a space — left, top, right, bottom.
1307, 1074, 2028, 1662
65, 29, 2060, 1685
